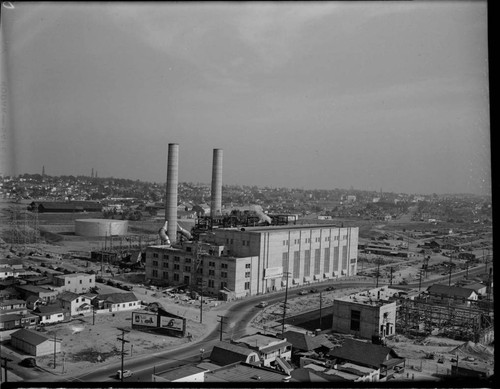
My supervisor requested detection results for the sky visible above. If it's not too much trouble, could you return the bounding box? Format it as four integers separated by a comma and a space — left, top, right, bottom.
0, 1, 491, 195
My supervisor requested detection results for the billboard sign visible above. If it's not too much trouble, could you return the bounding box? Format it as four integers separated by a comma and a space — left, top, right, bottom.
159, 315, 184, 332
264, 266, 283, 279
132, 312, 158, 327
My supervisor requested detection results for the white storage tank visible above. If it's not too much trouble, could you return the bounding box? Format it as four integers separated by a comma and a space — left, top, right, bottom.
74, 219, 128, 237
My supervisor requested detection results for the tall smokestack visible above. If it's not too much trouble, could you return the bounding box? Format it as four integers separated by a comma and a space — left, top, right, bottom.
211, 148, 223, 218
165, 143, 179, 242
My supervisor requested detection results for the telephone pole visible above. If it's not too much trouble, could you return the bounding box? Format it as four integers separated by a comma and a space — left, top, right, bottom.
281, 271, 291, 335
217, 316, 227, 341
117, 328, 130, 383
52, 332, 62, 369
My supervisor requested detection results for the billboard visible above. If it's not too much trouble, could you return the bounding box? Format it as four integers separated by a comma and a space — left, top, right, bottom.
132, 312, 158, 327
159, 316, 184, 332
264, 266, 283, 279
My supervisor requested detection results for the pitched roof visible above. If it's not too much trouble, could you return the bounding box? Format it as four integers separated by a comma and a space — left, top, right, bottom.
11, 328, 51, 346
328, 339, 399, 369
282, 331, 334, 352
427, 284, 477, 298
58, 291, 80, 302
34, 305, 65, 315
210, 341, 256, 366
97, 292, 139, 304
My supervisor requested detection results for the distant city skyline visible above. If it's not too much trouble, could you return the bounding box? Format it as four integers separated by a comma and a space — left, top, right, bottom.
1, 2, 490, 196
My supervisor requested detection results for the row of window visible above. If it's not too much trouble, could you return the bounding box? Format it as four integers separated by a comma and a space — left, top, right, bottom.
152, 259, 244, 270
283, 235, 348, 246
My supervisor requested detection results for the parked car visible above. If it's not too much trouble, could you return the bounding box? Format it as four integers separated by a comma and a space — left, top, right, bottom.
116, 370, 133, 379
19, 358, 37, 368
299, 290, 308, 295
325, 286, 335, 291
309, 288, 319, 293
257, 301, 268, 308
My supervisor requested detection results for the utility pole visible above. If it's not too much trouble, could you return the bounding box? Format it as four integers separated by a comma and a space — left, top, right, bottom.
92, 306, 96, 325
117, 328, 130, 383
281, 271, 291, 335
448, 252, 453, 286
217, 316, 227, 341
52, 332, 62, 369
418, 269, 423, 291
1, 356, 12, 383
319, 291, 323, 329
375, 259, 381, 288
389, 267, 393, 286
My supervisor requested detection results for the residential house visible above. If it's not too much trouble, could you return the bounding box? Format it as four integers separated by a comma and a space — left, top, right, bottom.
327, 338, 405, 381
209, 341, 261, 366
233, 333, 292, 368
462, 283, 488, 297
426, 284, 478, 306
33, 305, 68, 325
10, 328, 61, 356
0, 299, 27, 312
0, 312, 39, 330
93, 292, 141, 312
53, 273, 95, 294
58, 292, 93, 316
15, 284, 58, 304
0, 267, 14, 279
280, 330, 334, 365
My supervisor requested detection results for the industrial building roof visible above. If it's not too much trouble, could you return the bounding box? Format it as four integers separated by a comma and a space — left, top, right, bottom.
236, 224, 350, 233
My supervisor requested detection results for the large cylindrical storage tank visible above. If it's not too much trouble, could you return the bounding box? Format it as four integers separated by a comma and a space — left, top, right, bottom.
75, 219, 128, 237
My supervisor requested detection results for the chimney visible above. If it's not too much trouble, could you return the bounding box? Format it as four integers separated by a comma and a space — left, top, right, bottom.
165, 143, 179, 242
211, 148, 223, 218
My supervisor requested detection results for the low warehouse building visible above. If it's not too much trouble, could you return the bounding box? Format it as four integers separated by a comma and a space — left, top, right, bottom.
10, 328, 61, 356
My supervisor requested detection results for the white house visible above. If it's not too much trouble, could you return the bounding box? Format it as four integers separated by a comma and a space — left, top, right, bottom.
234, 334, 292, 368
33, 305, 67, 324
93, 292, 141, 312
58, 292, 93, 316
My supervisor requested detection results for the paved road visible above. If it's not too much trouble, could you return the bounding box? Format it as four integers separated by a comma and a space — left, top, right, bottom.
26, 265, 488, 382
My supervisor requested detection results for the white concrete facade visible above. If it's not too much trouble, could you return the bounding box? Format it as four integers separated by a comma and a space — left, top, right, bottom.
145, 224, 358, 299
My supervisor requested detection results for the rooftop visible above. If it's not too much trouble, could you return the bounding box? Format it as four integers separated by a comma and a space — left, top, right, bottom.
204, 362, 290, 383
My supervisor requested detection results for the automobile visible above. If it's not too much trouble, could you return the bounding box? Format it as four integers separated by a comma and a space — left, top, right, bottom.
299, 290, 308, 295
19, 358, 37, 368
257, 301, 268, 308
309, 288, 319, 293
394, 366, 405, 373
325, 286, 335, 291
116, 370, 133, 379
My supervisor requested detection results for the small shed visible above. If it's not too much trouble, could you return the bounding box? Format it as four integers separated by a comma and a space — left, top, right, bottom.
10, 328, 61, 356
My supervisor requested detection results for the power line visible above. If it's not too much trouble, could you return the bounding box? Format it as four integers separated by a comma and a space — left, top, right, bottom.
217, 315, 228, 341
116, 327, 130, 383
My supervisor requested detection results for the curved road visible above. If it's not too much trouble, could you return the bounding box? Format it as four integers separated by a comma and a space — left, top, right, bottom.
31, 265, 487, 382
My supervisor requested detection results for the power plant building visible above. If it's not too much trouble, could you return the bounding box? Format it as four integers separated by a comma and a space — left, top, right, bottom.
145, 224, 359, 299
146, 143, 359, 299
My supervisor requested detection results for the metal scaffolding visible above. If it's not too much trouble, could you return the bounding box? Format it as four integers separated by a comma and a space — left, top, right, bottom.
396, 298, 494, 343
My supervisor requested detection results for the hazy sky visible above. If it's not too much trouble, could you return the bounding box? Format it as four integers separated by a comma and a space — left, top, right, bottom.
1, 1, 490, 195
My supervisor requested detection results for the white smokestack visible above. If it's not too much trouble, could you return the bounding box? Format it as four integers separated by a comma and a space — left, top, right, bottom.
165, 143, 179, 243
211, 149, 223, 218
